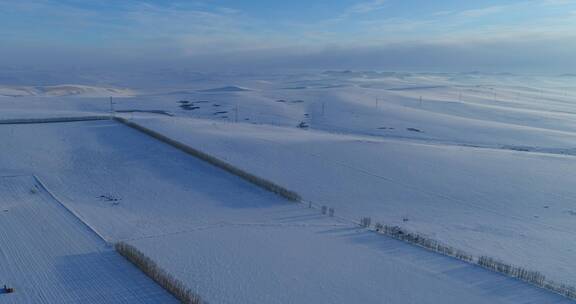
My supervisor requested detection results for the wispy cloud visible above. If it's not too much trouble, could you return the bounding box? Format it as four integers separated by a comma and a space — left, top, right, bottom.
347, 0, 388, 14
458, 5, 506, 17
1, 0, 576, 72
541, 0, 575, 5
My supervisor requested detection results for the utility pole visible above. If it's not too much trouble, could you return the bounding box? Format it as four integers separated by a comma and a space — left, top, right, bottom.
321, 102, 326, 116
234, 104, 239, 123
419, 96, 422, 107
109, 96, 115, 114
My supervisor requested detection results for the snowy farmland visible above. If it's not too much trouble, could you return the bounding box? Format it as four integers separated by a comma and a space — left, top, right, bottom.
130, 115, 576, 286
0, 175, 177, 303
1, 71, 576, 302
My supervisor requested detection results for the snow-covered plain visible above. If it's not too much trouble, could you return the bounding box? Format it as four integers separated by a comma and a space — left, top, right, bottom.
1, 71, 576, 302
131, 116, 576, 286
98, 71, 576, 285
0, 120, 568, 303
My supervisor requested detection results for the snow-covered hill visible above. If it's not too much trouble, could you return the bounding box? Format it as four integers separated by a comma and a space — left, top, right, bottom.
0, 85, 134, 97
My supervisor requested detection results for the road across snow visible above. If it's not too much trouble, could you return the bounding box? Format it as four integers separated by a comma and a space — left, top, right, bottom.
0, 120, 571, 303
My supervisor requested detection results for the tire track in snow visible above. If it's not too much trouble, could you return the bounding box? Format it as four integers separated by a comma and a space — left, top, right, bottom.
120, 221, 351, 242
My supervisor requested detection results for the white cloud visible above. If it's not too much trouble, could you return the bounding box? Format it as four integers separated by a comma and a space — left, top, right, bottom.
541, 0, 575, 5
458, 6, 506, 17
2, 0, 576, 73
347, 0, 388, 14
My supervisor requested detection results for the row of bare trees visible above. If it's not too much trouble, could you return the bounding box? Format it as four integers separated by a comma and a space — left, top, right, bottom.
115, 242, 203, 304
375, 223, 473, 263
366, 221, 576, 300
115, 117, 301, 202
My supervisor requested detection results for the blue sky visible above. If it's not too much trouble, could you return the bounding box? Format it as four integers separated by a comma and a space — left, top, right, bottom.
1, 0, 575, 71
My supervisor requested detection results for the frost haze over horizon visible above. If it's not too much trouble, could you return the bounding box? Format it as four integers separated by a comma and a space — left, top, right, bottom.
0, 0, 575, 74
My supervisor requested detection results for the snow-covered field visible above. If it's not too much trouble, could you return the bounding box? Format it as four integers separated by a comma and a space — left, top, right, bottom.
0, 175, 176, 303
131, 116, 576, 286
0, 120, 568, 303
103, 71, 576, 285
1, 71, 575, 302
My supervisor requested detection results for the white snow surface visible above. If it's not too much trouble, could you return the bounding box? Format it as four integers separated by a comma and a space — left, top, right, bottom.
1, 71, 576, 302
129, 116, 576, 286
0, 175, 177, 303
0, 120, 568, 303
0, 85, 134, 97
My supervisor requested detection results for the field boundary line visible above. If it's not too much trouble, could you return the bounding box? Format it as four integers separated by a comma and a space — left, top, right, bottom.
0, 116, 110, 125
33, 175, 110, 245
